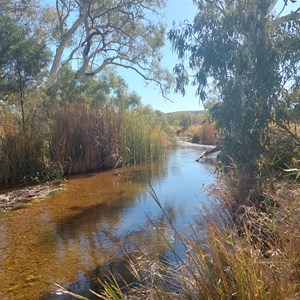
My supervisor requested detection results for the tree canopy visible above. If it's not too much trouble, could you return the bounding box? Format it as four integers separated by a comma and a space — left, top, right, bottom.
46, 66, 141, 110
46, 0, 171, 96
169, 0, 300, 168
0, 12, 50, 127
1, 0, 171, 99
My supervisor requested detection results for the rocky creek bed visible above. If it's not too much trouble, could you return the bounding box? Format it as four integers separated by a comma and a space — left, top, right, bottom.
0, 181, 63, 212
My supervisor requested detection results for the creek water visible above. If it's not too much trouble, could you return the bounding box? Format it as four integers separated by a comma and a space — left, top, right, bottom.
0, 145, 216, 300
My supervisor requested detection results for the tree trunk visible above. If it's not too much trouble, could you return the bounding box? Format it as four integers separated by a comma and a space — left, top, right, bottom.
49, 16, 84, 83
18, 70, 25, 130
196, 146, 222, 161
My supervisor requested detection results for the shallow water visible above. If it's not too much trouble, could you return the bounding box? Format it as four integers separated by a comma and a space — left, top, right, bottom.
0, 146, 215, 300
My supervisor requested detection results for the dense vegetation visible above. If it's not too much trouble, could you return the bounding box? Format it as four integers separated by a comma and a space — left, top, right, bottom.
168, 111, 218, 145
166, 1, 300, 299
0, 102, 169, 183
63, 1, 299, 299
0, 0, 171, 184
1, 0, 300, 299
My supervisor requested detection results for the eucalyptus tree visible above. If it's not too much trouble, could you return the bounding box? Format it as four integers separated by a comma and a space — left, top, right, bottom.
47, 0, 171, 97
0, 13, 51, 128
1, 0, 171, 101
169, 0, 300, 168
111, 77, 141, 110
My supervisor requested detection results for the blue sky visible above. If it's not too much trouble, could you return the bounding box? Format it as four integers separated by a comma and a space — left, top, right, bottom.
119, 0, 201, 113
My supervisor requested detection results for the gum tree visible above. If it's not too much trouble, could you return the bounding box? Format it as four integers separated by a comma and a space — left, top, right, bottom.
48, 0, 171, 96
46, 66, 141, 109
1, 0, 171, 99
169, 0, 300, 169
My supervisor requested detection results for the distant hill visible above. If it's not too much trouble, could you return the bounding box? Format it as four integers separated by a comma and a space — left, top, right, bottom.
166, 110, 206, 115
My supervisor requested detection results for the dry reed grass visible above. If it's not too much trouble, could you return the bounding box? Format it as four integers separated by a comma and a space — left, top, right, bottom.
0, 104, 165, 183
50, 105, 164, 175
189, 122, 218, 145
0, 111, 47, 183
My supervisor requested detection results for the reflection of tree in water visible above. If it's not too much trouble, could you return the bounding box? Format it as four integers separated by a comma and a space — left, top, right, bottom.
1, 148, 214, 300
40, 154, 169, 242
53, 192, 129, 238
38, 158, 174, 298
122, 157, 168, 185
45, 216, 171, 299
49, 159, 170, 243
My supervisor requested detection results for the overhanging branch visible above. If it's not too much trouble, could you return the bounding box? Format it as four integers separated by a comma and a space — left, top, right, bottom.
110, 62, 172, 101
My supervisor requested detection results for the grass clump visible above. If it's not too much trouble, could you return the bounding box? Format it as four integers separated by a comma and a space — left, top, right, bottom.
191, 122, 218, 145
0, 110, 48, 183
122, 111, 164, 164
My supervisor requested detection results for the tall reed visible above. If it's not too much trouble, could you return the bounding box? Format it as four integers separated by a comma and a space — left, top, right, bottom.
49, 104, 165, 175
49, 104, 122, 174
122, 111, 164, 164
0, 110, 47, 183
0, 103, 166, 183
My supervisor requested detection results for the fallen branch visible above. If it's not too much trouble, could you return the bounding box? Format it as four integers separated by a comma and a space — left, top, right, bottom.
196, 146, 222, 161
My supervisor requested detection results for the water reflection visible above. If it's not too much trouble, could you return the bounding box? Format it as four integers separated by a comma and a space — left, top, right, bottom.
0, 147, 215, 300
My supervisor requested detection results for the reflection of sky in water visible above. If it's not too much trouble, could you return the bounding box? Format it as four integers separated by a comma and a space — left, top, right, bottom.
115, 147, 214, 237
0, 146, 216, 300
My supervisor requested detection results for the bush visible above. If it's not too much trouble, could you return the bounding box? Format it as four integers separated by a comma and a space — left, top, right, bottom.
191, 122, 218, 145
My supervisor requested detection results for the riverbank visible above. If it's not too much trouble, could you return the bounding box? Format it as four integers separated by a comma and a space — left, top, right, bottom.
0, 181, 63, 212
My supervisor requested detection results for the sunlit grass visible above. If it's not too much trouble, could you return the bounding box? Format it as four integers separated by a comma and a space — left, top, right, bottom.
122, 112, 164, 164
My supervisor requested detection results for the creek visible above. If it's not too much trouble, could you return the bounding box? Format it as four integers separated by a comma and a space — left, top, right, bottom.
0, 145, 216, 300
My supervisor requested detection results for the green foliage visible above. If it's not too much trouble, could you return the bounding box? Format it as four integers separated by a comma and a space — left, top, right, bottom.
46, 66, 142, 110
169, 0, 300, 170
0, 12, 50, 127
178, 113, 192, 129
167, 111, 205, 125
46, 67, 112, 107
123, 110, 164, 164
0, 13, 50, 90
286, 88, 300, 121
256, 133, 300, 182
